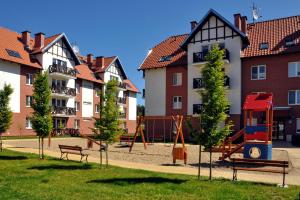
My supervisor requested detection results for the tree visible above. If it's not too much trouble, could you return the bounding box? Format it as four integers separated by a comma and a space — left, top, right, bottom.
0, 85, 13, 151
94, 80, 121, 167
137, 104, 145, 116
200, 45, 232, 180
31, 72, 53, 159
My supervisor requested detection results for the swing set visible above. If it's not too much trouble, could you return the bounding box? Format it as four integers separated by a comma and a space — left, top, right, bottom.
129, 115, 187, 164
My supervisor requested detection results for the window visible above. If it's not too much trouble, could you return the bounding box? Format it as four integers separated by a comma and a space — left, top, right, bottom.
26, 73, 33, 85
75, 101, 80, 111
95, 88, 101, 97
6, 49, 21, 58
288, 62, 300, 77
52, 99, 66, 107
159, 55, 172, 62
285, 38, 295, 47
173, 96, 182, 109
76, 83, 80, 93
172, 73, 182, 86
297, 118, 300, 133
26, 117, 32, 129
74, 120, 80, 129
53, 58, 67, 67
95, 104, 100, 113
110, 75, 119, 81
193, 104, 203, 114
193, 78, 204, 89
259, 42, 269, 50
251, 65, 266, 80
26, 96, 33, 107
288, 90, 300, 105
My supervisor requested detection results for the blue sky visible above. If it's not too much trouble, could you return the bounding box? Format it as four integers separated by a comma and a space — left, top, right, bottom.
1, 0, 300, 104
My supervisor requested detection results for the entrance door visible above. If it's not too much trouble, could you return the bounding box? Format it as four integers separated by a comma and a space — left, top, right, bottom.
272, 118, 286, 141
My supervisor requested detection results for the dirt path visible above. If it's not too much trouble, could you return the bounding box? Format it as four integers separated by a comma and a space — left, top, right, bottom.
3, 138, 300, 186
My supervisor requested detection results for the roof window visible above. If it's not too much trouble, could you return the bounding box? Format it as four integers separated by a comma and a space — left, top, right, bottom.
285, 38, 295, 47
159, 55, 172, 62
259, 42, 269, 50
6, 49, 22, 58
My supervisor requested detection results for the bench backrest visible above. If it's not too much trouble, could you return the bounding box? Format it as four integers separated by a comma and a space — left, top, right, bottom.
59, 145, 82, 151
232, 158, 288, 167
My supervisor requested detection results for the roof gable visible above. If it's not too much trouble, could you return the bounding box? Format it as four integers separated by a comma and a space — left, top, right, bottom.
96, 56, 128, 79
181, 9, 249, 49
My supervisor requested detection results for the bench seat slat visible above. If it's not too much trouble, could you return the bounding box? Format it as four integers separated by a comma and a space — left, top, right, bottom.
232, 162, 288, 167
232, 158, 287, 164
233, 167, 288, 174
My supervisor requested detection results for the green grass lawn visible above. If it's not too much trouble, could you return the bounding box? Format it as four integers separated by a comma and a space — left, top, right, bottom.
0, 150, 299, 200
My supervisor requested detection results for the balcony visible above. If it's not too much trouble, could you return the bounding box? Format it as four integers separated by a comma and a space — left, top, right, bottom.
193, 104, 203, 115
51, 106, 76, 117
51, 128, 80, 136
193, 49, 230, 65
51, 85, 76, 97
118, 82, 127, 90
193, 78, 204, 89
48, 64, 77, 79
117, 97, 126, 105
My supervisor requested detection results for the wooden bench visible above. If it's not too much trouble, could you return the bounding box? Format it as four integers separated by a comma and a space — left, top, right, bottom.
231, 158, 289, 186
58, 145, 89, 162
120, 134, 134, 145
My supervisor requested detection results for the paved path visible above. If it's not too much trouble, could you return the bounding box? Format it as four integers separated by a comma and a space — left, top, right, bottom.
3, 138, 300, 186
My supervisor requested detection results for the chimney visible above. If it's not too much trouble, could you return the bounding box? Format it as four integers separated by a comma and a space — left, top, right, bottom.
190, 21, 198, 31
234, 13, 241, 31
87, 53, 93, 64
241, 16, 248, 34
96, 56, 104, 68
34, 32, 45, 48
21, 31, 31, 48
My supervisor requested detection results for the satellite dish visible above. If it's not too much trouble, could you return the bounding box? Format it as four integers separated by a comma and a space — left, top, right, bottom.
72, 43, 80, 55
251, 3, 262, 23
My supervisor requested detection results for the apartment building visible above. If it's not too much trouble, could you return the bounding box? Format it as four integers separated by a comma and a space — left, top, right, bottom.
0, 27, 138, 136
140, 9, 300, 142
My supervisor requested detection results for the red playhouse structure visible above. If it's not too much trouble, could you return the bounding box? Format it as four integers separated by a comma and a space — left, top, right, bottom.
220, 93, 273, 160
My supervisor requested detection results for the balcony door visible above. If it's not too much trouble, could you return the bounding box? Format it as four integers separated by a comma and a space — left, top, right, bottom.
53, 118, 67, 129
52, 98, 66, 107
272, 118, 286, 141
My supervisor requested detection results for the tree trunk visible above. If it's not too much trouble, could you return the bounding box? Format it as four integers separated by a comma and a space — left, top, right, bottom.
105, 143, 108, 168
0, 134, 3, 152
99, 140, 103, 167
41, 137, 44, 159
209, 147, 212, 180
198, 144, 202, 180
38, 136, 41, 159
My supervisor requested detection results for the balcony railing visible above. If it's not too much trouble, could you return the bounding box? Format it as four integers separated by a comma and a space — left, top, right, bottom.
193, 49, 230, 63
51, 106, 76, 116
49, 64, 77, 77
193, 104, 203, 114
51, 85, 76, 96
193, 78, 204, 89
51, 128, 80, 136
118, 97, 126, 104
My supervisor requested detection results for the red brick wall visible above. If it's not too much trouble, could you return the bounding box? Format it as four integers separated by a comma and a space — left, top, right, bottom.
165, 65, 188, 116
242, 53, 300, 137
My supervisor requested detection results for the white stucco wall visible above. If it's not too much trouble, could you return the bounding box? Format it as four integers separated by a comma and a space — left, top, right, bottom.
82, 80, 94, 118
0, 60, 20, 113
187, 15, 242, 115
128, 92, 137, 120
144, 68, 166, 116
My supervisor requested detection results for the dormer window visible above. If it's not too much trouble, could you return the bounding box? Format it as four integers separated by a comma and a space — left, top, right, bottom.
285, 38, 295, 47
159, 55, 171, 62
259, 42, 269, 50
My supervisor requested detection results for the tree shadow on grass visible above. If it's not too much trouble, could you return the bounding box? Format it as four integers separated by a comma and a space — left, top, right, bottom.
28, 164, 92, 170
87, 177, 187, 185
0, 155, 27, 160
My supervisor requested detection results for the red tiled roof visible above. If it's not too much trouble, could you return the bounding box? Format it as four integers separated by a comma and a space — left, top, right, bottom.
31, 33, 61, 54
95, 56, 117, 73
124, 79, 139, 93
75, 64, 103, 84
243, 15, 300, 57
139, 34, 188, 70
0, 27, 41, 68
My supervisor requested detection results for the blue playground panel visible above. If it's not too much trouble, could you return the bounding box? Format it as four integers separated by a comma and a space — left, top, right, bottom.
245, 125, 267, 134
244, 142, 272, 160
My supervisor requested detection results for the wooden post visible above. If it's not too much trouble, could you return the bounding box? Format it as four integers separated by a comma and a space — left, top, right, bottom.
270, 108, 273, 141
129, 116, 146, 153
249, 111, 253, 126
266, 110, 270, 142
243, 110, 247, 142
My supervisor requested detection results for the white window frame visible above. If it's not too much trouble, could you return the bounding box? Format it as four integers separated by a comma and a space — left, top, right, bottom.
251, 65, 266, 80
296, 118, 300, 133
173, 96, 182, 109
288, 62, 300, 77
95, 88, 100, 97
288, 90, 300, 105
26, 73, 33, 85
26, 117, 32, 129
75, 101, 80, 111
74, 119, 80, 129
172, 73, 182, 86
95, 104, 100, 113
26, 96, 33, 107
76, 83, 80, 94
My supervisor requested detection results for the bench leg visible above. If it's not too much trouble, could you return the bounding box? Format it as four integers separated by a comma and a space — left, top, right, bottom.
86, 155, 89, 163
66, 153, 69, 160
80, 155, 83, 162
60, 152, 64, 160
232, 169, 237, 181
